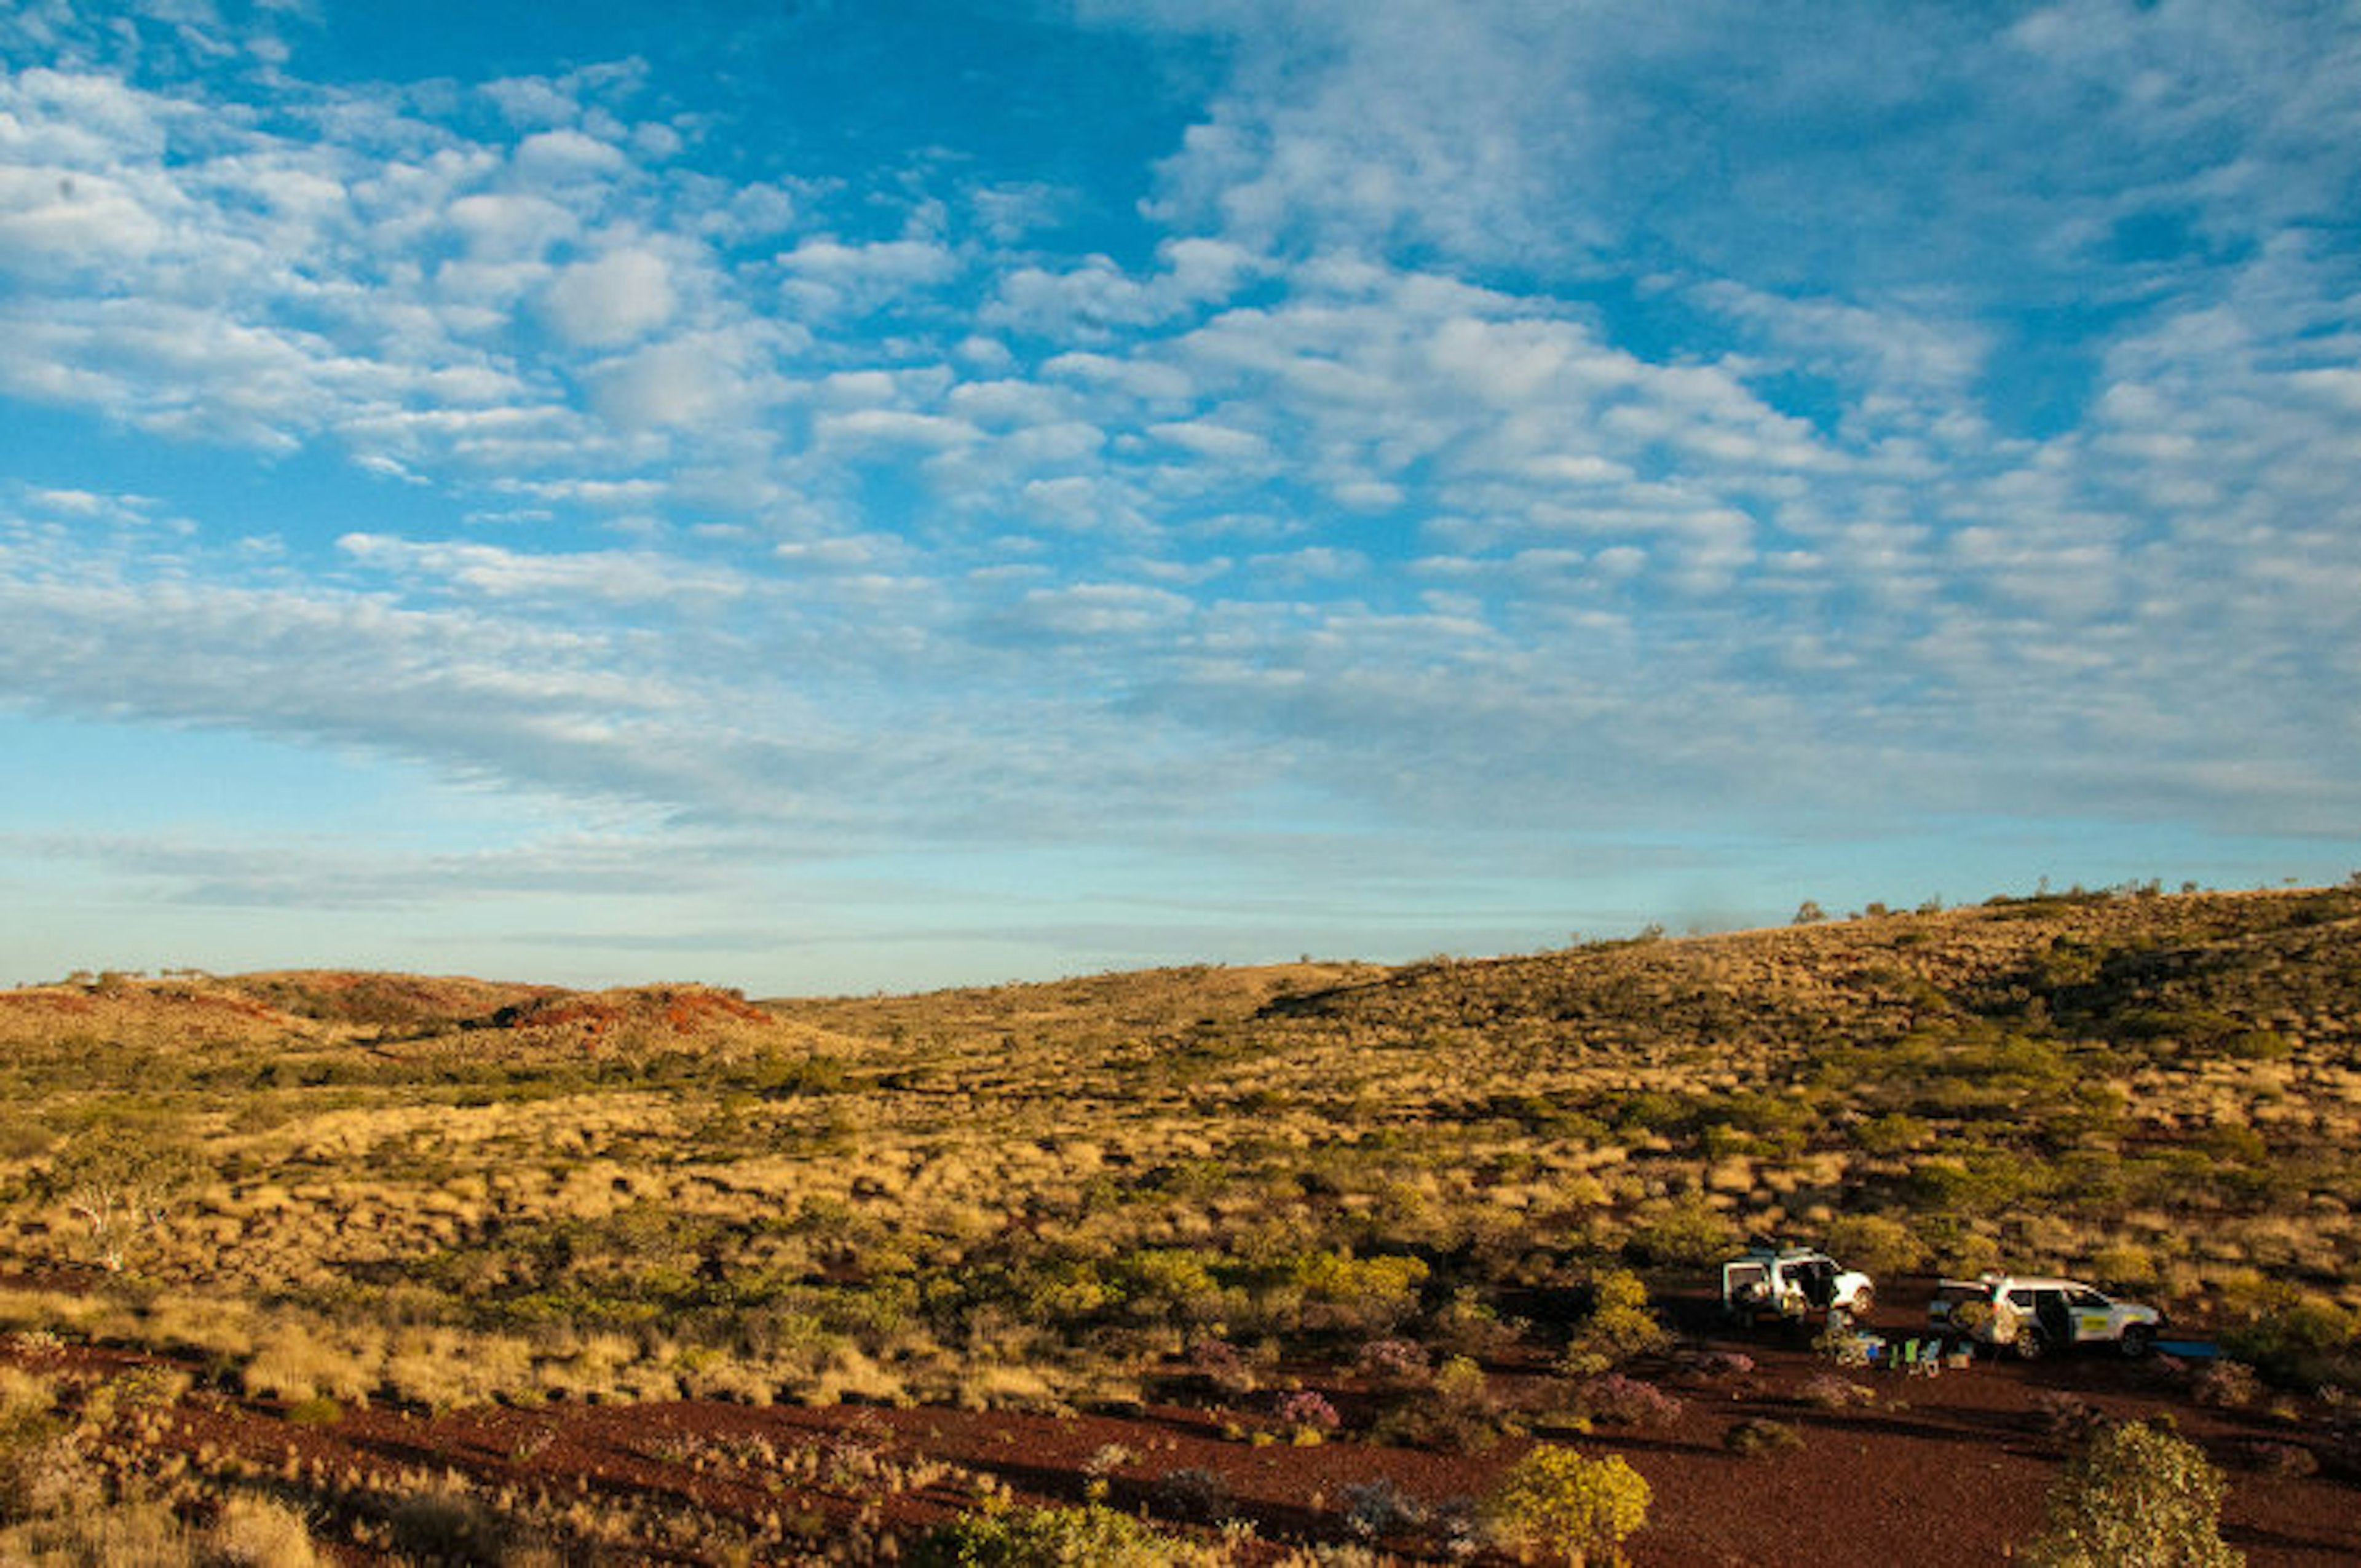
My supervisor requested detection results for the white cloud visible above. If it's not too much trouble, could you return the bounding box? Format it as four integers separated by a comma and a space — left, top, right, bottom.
1688, 279, 1991, 434
813, 408, 981, 451
512, 127, 629, 184
987, 256, 1160, 338
1316, 479, 1391, 511
447, 191, 575, 259
337, 534, 748, 604
773, 534, 907, 573
23, 485, 112, 516
587, 330, 775, 432
1, 68, 170, 162
1148, 418, 1268, 463
781, 236, 955, 287
1042, 350, 1198, 406
1157, 236, 1262, 301
778, 236, 959, 315
1017, 475, 1110, 528
999, 581, 1194, 638
0, 165, 167, 272
1137, 4, 1599, 264
482, 76, 587, 132
0, 566, 721, 809
26, 825, 757, 913
946, 377, 1078, 429
540, 247, 676, 347
1244, 546, 1366, 584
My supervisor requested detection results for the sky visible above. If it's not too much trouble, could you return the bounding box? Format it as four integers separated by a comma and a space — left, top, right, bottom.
3, 1, 2359, 996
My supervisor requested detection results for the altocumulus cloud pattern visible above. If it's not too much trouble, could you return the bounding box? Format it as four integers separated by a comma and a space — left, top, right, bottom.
2, 0, 2357, 991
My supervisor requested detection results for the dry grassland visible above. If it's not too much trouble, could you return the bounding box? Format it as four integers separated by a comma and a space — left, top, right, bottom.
1, 886, 2357, 1561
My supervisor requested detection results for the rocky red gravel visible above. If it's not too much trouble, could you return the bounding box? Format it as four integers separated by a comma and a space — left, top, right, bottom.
21, 1305, 2358, 1565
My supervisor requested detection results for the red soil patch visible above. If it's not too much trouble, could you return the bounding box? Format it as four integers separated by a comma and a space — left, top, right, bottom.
0, 990, 100, 1016
225, 970, 566, 1031
494, 985, 777, 1042
20, 1316, 2357, 1566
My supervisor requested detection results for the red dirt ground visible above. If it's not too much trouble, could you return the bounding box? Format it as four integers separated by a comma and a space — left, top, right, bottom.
21, 1289, 2359, 1565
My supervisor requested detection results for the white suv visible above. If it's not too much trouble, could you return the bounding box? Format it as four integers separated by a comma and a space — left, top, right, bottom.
1931, 1273, 2161, 1358
1721, 1243, 1875, 1323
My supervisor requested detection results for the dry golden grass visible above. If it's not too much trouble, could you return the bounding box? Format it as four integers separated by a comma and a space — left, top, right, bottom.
0, 884, 2354, 1438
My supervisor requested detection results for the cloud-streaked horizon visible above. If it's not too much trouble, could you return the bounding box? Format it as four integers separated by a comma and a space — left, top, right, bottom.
5, 0, 2357, 993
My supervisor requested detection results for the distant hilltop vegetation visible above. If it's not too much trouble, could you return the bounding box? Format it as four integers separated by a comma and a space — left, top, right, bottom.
764, 879, 2361, 1072
10, 881, 2360, 1067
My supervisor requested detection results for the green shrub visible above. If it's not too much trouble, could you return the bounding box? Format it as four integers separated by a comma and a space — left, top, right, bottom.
1610, 1091, 1693, 1136
1115, 1248, 1230, 1328
910, 1502, 1195, 1566
1369, 1354, 1519, 1452
1010, 1257, 1121, 1324
0, 1120, 53, 1162
1904, 1147, 2046, 1216
1916, 1219, 2003, 1277
1854, 1112, 1931, 1157
2087, 1241, 2159, 1289
2224, 1028, 2291, 1061
1152, 1465, 1233, 1522
1723, 1417, 1804, 1458
2192, 1360, 2259, 1409
386, 1489, 522, 1563
1559, 1270, 1671, 1377
2219, 1289, 2359, 1388
1626, 1197, 1734, 1268
1288, 1249, 1430, 1332
2023, 1421, 2240, 1568
1481, 1444, 1651, 1566
1819, 1213, 1927, 1277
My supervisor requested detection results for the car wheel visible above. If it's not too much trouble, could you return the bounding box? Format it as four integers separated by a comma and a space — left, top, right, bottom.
2014, 1327, 2046, 1362
2121, 1323, 2153, 1358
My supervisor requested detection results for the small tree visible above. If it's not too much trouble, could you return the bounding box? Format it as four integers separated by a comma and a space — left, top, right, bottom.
2025, 1420, 2241, 1568
45, 1120, 202, 1273
1481, 1444, 1651, 1567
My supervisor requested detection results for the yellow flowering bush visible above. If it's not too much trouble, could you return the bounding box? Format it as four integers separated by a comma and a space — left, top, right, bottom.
1481, 1444, 1651, 1566
1558, 1269, 1671, 1376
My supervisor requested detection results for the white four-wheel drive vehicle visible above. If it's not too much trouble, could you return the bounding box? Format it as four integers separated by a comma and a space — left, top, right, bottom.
1720, 1242, 1875, 1323
1930, 1272, 2161, 1358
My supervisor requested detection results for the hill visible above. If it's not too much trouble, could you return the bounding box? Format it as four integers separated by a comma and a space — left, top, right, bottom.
772, 882, 2360, 1073
0, 882, 2356, 1564
218, 968, 566, 1031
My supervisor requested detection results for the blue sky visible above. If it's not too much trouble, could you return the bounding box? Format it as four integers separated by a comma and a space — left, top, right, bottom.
4, 1, 2358, 995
